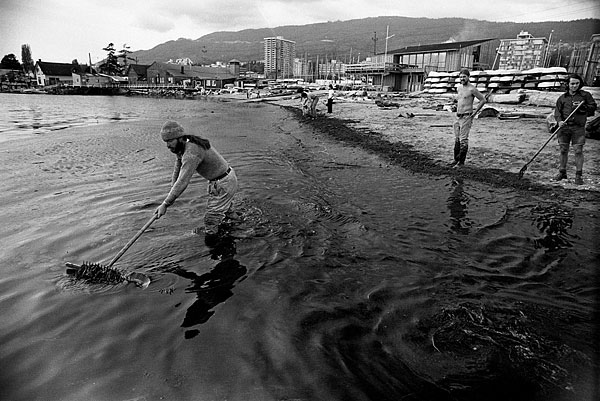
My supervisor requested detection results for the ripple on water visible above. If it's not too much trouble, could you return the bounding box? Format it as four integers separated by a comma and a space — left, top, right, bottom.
2, 95, 599, 401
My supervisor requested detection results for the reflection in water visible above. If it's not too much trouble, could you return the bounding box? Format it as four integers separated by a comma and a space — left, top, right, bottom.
2, 95, 598, 401
447, 178, 472, 234
169, 235, 247, 339
530, 203, 574, 250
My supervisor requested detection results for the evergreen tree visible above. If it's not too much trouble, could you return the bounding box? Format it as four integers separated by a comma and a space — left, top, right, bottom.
101, 43, 121, 75
21, 44, 34, 74
118, 44, 135, 70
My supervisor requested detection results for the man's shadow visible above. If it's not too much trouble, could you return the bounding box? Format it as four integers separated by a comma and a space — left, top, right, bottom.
170, 234, 247, 339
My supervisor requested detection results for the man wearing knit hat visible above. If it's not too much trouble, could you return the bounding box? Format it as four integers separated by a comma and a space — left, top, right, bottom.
155, 120, 238, 237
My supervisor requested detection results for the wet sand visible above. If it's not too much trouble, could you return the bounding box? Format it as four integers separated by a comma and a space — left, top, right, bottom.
267, 93, 600, 199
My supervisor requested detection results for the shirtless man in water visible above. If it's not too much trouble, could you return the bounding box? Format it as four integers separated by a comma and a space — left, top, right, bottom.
450, 68, 487, 168
155, 121, 238, 238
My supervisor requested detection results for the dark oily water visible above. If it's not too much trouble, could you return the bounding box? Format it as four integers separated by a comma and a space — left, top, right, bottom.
0, 96, 597, 401
233, 114, 598, 401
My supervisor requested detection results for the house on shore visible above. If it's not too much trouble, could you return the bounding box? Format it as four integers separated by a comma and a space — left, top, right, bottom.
73, 71, 128, 88
35, 60, 82, 86
146, 62, 237, 89
72, 65, 98, 87
126, 64, 150, 85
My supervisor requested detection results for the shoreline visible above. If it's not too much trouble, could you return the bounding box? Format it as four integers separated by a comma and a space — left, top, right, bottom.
2, 90, 598, 199
264, 95, 600, 202
0, 91, 598, 401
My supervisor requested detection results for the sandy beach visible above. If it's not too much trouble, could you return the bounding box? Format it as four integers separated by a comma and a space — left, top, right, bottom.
267, 90, 600, 195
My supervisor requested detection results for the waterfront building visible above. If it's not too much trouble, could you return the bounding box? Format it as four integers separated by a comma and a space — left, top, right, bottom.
35, 60, 79, 86
497, 31, 548, 70
146, 62, 236, 89
345, 38, 497, 92
126, 64, 151, 85
264, 36, 296, 79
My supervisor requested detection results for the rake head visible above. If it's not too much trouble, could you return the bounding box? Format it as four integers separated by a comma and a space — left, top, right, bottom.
66, 261, 127, 285
65, 262, 150, 288
518, 164, 528, 180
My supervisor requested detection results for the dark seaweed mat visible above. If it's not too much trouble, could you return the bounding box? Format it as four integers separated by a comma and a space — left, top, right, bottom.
279, 104, 599, 202
407, 301, 594, 401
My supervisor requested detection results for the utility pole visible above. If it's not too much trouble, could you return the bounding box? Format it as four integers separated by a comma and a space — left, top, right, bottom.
543, 30, 554, 67
382, 25, 395, 90
492, 47, 500, 70
372, 31, 378, 56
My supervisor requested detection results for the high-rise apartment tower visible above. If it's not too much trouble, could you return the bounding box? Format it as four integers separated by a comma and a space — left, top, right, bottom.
264, 36, 296, 79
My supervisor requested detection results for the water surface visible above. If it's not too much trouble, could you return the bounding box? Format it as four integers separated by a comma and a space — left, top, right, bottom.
0, 93, 598, 401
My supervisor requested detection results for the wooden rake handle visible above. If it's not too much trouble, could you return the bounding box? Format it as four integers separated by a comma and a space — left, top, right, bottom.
107, 214, 158, 268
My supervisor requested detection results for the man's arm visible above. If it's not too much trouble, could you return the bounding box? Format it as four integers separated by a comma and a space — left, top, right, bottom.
471, 88, 487, 116
584, 91, 597, 117
155, 144, 203, 217
171, 158, 182, 186
554, 96, 565, 126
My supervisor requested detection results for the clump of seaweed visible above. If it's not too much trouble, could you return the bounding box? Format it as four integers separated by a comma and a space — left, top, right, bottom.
530, 203, 574, 249
66, 262, 128, 285
410, 301, 592, 399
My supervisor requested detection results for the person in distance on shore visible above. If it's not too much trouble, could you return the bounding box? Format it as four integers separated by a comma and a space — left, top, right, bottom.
450, 68, 487, 168
298, 88, 319, 118
300, 90, 310, 116
553, 73, 597, 185
327, 84, 335, 113
155, 121, 238, 240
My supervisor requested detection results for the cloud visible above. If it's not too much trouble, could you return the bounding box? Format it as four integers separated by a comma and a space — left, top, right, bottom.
149, 0, 264, 30
128, 0, 361, 34
1, 0, 25, 13
2, 0, 598, 64
135, 14, 176, 33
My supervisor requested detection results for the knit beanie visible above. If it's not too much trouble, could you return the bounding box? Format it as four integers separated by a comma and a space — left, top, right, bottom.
160, 121, 185, 141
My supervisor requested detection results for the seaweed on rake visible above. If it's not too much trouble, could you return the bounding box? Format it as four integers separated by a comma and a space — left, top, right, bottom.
66, 261, 128, 285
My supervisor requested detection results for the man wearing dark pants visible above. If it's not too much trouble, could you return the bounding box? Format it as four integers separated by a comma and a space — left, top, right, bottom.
450, 68, 487, 168
553, 74, 597, 185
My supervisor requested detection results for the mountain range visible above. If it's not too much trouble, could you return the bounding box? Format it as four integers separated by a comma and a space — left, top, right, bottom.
130, 16, 600, 65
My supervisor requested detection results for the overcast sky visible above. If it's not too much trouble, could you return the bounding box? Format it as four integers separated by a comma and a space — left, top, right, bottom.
1, 0, 598, 64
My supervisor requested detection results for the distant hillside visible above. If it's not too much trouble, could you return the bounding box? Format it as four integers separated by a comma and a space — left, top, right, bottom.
130, 16, 600, 65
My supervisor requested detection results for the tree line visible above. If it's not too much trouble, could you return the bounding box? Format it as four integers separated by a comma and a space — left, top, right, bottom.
1, 43, 136, 82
